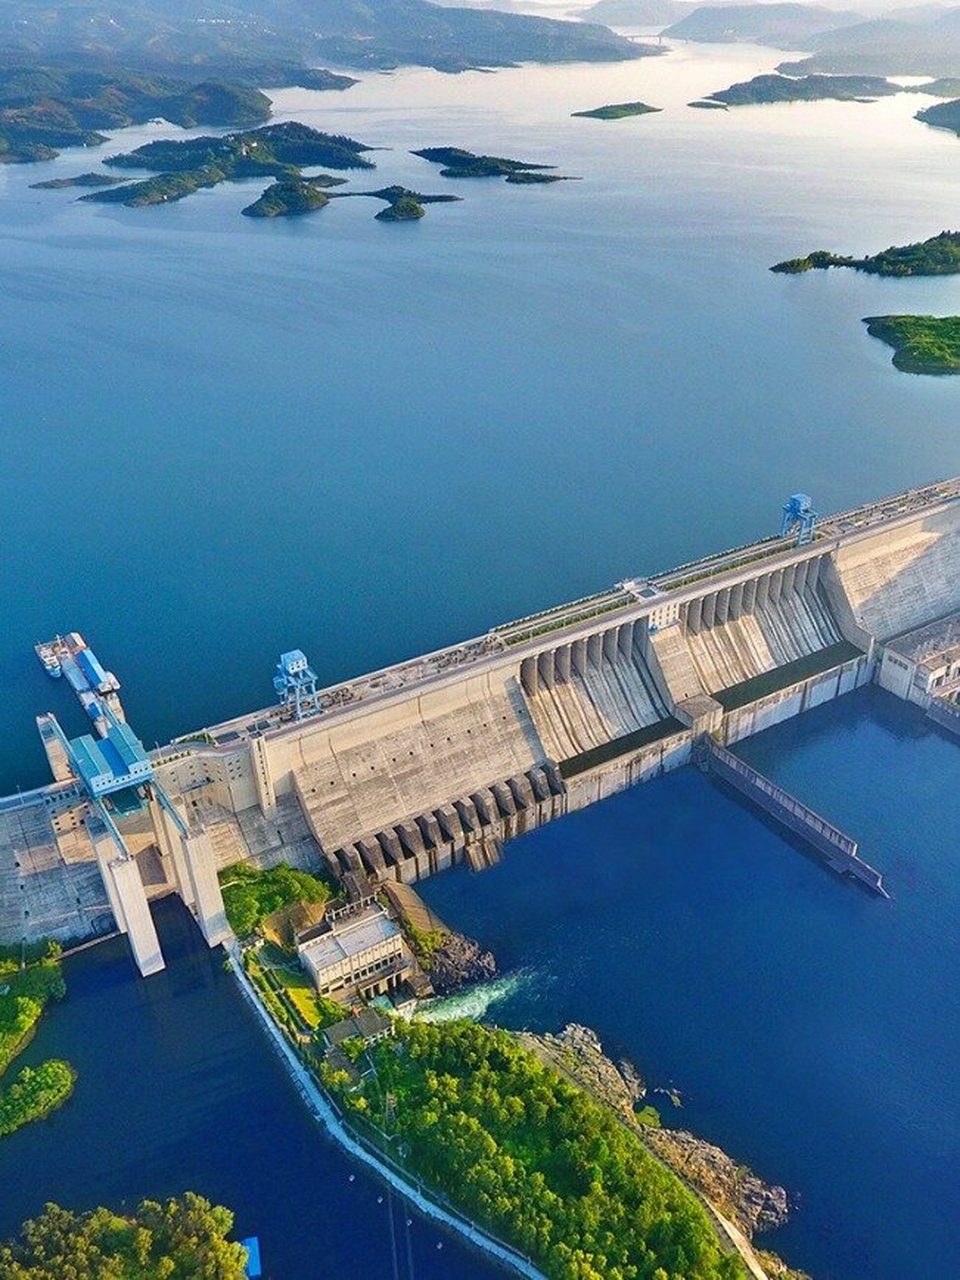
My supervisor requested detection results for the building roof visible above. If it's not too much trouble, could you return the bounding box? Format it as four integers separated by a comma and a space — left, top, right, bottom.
888, 613, 960, 669
69, 722, 153, 796
299, 906, 400, 973
324, 1010, 392, 1048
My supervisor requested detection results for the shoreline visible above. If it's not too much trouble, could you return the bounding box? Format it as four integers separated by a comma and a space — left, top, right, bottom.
226, 941, 544, 1279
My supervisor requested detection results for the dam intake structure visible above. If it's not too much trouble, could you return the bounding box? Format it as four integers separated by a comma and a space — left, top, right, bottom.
2, 477, 958, 972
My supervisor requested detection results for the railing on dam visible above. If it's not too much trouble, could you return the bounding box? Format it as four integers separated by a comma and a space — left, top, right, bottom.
696, 737, 889, 897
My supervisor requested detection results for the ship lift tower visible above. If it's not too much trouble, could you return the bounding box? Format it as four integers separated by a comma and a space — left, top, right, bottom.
780, 493, 817, 546
274, 649, 321, 720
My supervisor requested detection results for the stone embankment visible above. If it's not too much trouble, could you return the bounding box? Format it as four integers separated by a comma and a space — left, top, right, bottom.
646, 1128, 789, 1237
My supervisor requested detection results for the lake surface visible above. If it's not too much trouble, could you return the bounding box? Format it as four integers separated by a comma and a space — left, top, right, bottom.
2, 42, 960, 789
422, 687, 960, 1280
2, 38, 959, 1280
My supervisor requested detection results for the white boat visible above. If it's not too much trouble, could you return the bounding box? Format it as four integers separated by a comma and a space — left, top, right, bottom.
34, 641, 62, 679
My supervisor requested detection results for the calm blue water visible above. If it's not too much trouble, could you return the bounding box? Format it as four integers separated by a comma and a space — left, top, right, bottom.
0, 897, 504, 1279
2, 40, 960, 1280
422, 688, 960, 1280
2, 42, 960, 789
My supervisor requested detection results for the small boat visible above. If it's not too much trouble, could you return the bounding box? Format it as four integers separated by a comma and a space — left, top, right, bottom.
34, 641, 62, 678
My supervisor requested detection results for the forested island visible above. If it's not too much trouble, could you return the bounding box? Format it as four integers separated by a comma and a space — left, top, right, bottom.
29, 173, 127, 190
0, 943, 73, 1139
242, 180, 333, 218
572, 101, 661, 119
863, 315, 960, 374
915, 97, 960, 135
771, 231, 960, 276
76, 122, 372, 209
0, 1193, 249, 1279
700, 73, 898, 107
413, 145, 556, 178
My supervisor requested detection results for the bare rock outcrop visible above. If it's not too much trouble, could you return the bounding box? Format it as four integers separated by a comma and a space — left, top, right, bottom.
428, 932, 497, 995
646, 1127, 789, 1237
518, 1023, 646, 1118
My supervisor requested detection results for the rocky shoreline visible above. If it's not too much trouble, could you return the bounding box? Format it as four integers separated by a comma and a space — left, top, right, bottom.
519, 1022, 790, 1244
427, 931, 497, 995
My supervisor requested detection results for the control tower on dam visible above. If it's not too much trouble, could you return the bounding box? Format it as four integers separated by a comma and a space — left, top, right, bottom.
1, 476, 958, 956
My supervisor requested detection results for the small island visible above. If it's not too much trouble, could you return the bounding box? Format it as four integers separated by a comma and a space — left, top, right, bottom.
503, 171, 575, 184
29, 172, 128, 190
413, 146, 556, 178
241, 180, 331, 218
376, 196, 425, 221
572, 101, 661, 119
863, 315, 960, 374
702, 72, 898, 107
771, 230, 960, 276
689, 99, 729, 110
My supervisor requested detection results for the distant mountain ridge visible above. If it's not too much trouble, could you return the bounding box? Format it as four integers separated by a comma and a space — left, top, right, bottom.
0, 0, 657, 72
661, 0, 960, 77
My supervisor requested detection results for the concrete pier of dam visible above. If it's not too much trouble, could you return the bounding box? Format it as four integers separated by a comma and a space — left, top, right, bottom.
2, 476, 958, 964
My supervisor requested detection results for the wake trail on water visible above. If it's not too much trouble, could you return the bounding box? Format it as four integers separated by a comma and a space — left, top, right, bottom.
415, 969, 539, 1022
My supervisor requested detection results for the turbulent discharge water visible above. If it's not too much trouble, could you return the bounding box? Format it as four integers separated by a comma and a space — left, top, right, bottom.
415, 969, 541, 1023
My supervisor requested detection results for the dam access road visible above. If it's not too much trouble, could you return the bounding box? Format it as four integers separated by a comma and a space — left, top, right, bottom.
2, 477, 958, 973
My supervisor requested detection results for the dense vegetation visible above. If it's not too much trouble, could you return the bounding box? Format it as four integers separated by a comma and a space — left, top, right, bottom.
106, 123, 374, 174
0, 1060, 74, 1137
0, 1193, 248, 1279
863, 315, 960, 374
72, 122, 371, 212
0, 70, 273, 163
376, 195, 426, 221
242, 180, 330, 218
703, 73, 897, 107
29, 172, 126, 189
414, 147, 556, 179
325, 1019, 746, 1280
218, 862, 332, 938
771, 231, 960, 276
573, 102, 662, 119
0, 948, 73, 1139
0, 0, 651, 75
0, 949, 65, 1074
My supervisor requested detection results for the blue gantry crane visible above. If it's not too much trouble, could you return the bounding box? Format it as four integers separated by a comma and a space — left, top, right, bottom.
780, 493, 817, 546
273, 649, 320, 720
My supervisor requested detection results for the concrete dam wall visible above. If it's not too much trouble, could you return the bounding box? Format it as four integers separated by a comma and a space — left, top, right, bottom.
2, 477, 958, 948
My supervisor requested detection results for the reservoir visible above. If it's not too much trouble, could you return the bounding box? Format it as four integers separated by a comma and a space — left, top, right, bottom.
1, 37, 959, 1280
2, 42, 960, 792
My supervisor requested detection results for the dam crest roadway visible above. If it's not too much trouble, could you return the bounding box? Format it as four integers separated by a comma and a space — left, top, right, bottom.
2, 477, 959, 973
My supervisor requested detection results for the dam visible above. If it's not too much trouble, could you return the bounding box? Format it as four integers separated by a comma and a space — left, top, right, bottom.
2, 477, 958, 974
